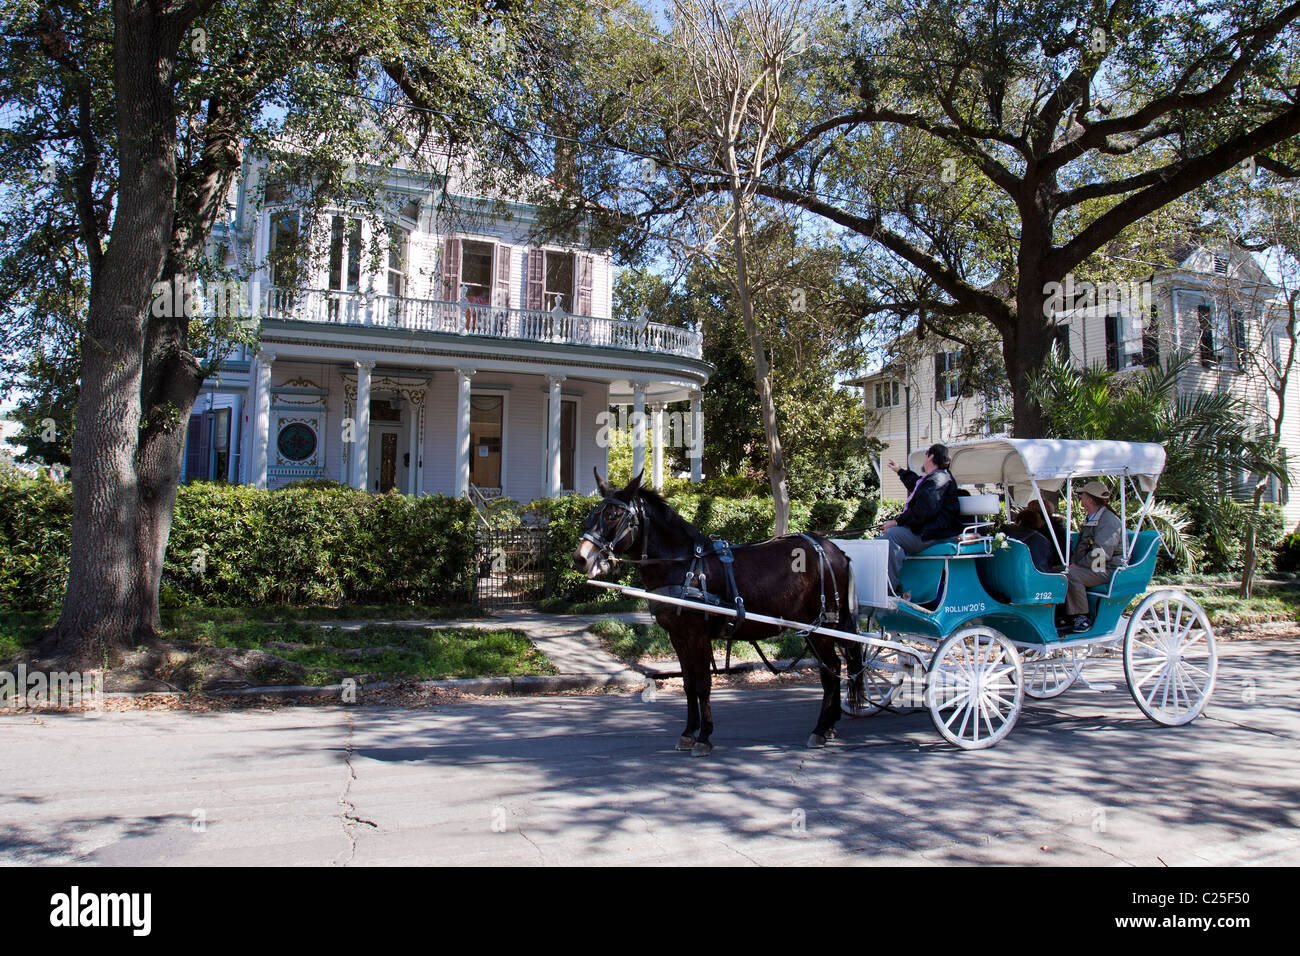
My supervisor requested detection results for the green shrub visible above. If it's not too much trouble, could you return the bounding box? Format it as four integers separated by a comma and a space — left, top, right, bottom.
1275, 530, 1300, 574
660, 473, 765, 498
1184, 499, 1287, 574
0, 475, 72, 610
0, 476, 477, 610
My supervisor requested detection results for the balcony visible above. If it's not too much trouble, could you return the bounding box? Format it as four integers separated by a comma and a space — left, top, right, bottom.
264, 288, 704, 361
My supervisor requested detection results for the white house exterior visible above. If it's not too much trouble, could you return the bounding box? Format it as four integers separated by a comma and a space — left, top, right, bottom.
182, 155, 711, 501
848, 246, 1300, 526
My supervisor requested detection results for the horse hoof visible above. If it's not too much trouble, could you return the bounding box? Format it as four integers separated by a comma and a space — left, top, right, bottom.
676, 735, 697, 751
807, 733, 827, 748
691, 741, 713, 757
825, 728, 837, 740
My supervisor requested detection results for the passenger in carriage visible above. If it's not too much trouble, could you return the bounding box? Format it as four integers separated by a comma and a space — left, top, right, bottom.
1064, 481, 1124, 633
1004, 505, 1055, 572
880, 443, 964, 597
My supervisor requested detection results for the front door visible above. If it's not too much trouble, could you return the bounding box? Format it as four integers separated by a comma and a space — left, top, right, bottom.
369, 423, 405, 492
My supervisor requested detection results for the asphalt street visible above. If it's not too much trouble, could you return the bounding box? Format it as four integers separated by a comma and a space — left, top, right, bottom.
2, 639, 1298, 866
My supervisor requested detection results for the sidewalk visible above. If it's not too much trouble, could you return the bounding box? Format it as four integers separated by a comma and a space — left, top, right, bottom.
209, 609, 660, 699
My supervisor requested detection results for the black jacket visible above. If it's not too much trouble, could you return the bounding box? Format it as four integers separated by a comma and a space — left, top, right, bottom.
896, 467, 964, 541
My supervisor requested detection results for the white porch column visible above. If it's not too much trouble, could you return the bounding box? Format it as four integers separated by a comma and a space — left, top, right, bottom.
455, 367, 475, 496
632, 381, 647, 482
407, 388, 425, 496
547, 374, 565, 496
353, 360, 373, 490
250, 350, 276, 489
689, 390, 703, 483
650, 403, 665, 490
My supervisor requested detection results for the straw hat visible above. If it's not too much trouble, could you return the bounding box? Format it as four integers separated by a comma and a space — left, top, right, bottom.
1078, 480, 1112, 501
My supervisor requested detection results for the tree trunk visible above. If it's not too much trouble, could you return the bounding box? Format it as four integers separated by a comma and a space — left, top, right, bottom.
731, 199, 790, 535
1009, 260, 1055, 439
41, 3, 181, 668
1239, 484, 1267, 598
132, 314, 205, 641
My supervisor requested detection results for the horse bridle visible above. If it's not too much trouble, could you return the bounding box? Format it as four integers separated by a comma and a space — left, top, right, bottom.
580, 494, 649, 564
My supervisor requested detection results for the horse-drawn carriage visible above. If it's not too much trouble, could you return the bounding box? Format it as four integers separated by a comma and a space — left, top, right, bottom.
577, 438, 1217, 752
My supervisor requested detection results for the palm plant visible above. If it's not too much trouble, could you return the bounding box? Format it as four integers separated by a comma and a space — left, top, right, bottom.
1027, 344, 1288, 568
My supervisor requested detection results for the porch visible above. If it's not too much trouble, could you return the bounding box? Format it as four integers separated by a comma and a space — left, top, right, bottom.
264, 287, 703, 361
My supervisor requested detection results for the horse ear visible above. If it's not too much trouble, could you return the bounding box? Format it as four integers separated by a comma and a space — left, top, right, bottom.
627, 470, 644, 492
594, 468, 615, 497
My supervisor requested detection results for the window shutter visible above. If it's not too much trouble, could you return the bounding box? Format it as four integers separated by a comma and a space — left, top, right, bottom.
1198, 304, 1215, 368
934, 353, 946, 402
184, 415, 204, 479
526, 249, 544, 310
1104, 314, 1119, 371
493, 244, 512, 308
577, 255, 594, 315
442, 237, 461, 301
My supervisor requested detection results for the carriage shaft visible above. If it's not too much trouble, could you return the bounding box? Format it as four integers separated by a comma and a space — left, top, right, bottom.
584, 579, 924, 661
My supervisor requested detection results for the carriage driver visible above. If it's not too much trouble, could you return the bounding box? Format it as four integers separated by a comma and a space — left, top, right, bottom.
880, 443, 964, 598
1065, 481, 1124, 633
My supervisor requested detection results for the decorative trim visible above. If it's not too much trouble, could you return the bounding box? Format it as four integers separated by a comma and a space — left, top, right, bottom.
340, 372, 432, 405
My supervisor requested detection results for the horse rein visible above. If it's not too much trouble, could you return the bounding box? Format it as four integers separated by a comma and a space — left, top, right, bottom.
580, 494, 649, 564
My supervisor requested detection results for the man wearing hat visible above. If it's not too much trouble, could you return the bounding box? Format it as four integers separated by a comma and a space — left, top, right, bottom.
1065, 481, 1124, 632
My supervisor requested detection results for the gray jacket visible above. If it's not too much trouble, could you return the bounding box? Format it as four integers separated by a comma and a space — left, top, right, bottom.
1071, 506, 1124, 574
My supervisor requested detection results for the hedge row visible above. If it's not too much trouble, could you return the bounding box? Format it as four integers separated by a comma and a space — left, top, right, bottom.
0, 476, 882, 612
0, 478, 478, 610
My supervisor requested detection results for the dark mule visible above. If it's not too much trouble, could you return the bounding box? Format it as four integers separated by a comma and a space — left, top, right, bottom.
574, 470, 865, 756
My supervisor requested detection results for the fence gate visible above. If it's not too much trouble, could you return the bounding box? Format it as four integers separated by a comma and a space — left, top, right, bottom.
474, 526, 551, 609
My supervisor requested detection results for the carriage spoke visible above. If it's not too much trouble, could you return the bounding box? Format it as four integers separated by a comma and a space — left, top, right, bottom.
928, 628, 1023, 749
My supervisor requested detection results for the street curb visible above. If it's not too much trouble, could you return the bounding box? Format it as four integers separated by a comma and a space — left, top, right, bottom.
96, 661, 813, 701
207, 669, 650, 700
638, 657, 819, 678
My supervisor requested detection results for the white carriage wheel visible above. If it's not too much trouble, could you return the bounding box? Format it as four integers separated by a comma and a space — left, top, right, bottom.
1022, 645, 1088, 700
925, 626, 1024, 750
843, 644, 905, 717
1123, 590, 1217, 726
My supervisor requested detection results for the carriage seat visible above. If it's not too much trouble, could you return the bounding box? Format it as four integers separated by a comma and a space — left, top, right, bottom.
1081, 529, 1160, 601
978, 538, 1066, 605
914, 539, 994, 558
906, 495, 1001, 558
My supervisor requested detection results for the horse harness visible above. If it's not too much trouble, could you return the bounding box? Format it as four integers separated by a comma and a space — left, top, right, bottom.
658, 533, 844, 676
582, 498, 852, 679
580, 493, 649, 564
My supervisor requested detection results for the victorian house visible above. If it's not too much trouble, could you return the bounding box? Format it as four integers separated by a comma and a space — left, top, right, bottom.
847, 245, 1300, 526
182, 152, 711, 501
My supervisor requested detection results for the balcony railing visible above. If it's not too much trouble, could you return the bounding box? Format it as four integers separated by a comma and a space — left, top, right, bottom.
264, 288, 704, 361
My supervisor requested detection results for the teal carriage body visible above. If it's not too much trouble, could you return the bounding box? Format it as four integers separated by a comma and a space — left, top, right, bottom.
836, 438, 1218, 749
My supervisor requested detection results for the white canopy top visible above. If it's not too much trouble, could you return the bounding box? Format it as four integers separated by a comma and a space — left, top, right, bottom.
907, 438, 1166, 492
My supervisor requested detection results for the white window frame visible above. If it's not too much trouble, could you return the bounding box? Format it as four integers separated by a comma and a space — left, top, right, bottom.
543, 249, 576, 312
938, 351, 961, 402
460, 239, 495, 304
